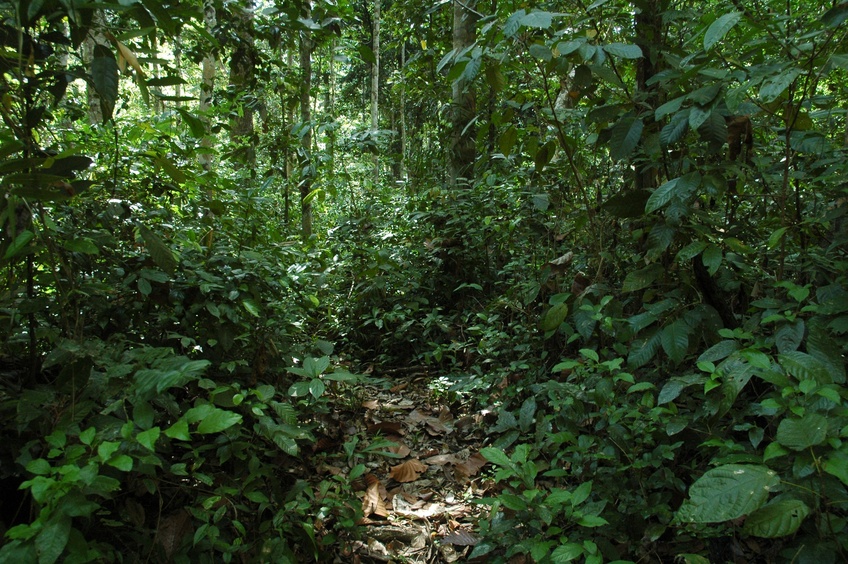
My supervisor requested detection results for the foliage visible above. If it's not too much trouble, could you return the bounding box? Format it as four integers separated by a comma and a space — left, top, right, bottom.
1, 0, 847, 561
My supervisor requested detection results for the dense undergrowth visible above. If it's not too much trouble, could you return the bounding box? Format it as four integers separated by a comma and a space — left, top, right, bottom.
2, 0, 848, 562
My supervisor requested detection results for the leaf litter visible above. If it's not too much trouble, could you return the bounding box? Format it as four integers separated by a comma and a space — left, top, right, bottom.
309, 372, 491, 562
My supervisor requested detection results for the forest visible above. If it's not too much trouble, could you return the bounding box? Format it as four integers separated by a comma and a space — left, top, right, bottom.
0, 0, 847, 562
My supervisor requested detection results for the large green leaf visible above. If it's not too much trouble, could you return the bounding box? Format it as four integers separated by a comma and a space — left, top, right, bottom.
603, 42, 642, 59
704, 12, 742, 50
609, 116, 644, 161
661, 319, 690, 364
622, 263, 664, 292
676, 464, 779, 523
776, 414, 828, 451
660, 110, 689, 145
778, 351, 832, 384
196, 408, 243, 434
541, 302, 569, 332
742, 499, 810, 538
138, 225, 177, 275
520, 10, 553, 29
91, 46, 118, 122
34, 514, 71, 564
645, 172, 700, 213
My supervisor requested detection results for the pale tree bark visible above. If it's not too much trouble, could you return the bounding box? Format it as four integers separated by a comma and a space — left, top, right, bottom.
370, 0, 380, 185
449, 0, 478, 185
82, 11, 109, 125
300, 29, 314, 239
199, 0, 217, 172
400, 41, 406, 180
228, 0, 257, 166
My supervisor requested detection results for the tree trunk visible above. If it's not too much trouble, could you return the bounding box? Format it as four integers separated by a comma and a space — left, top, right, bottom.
300, 30, 314, 239
633, 0, 665, 190
82, 11, 109, 125
371, 0, 381, 185
199, 0, 216, 172
228, 1, 257, 167
449, 0, 478, 185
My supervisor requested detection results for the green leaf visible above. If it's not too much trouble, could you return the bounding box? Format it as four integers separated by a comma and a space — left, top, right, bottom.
520, 10, 553, 29
499, 493, 528, 510
302, 356, 331, 377
775, 320, 805, 354
26, 458, 51, 476
704, 12, 742, 50
499, 126, 518, 156
702, 244, 722, 276
697, 340, 739, 363
822, 2, 848, 27
175, 107, 207, 138
91, 46, 118, 122
662, 319, 690, 364
660, 110, 689, 145
760, 68, 802, 103
165, 419, 190, 440
609, 116, 644, 161
518, 397, 537, 432
742, 499, 810, 538
603, 43, 642, 59
655, 96, 684, 121
551, 543, 584, 562
622, 264, 664, 292
571, 481, 592, 505
676, 464, 779, 523
541, 302, 569, 332
577, 515, 608, 527
3, 230, 35, 260
776, 414, 828, 451
107, 454, 134, 471
136, 427, 160, 451
778, 351, 832, 384
480, 447, 514, 469
34, 514, 71, 564
529, 43, 552, 61
308, 378, 325, 399
676, 241, 708, 263
824, 451, 848, 485
196, 408, 242, 434
138, 224, 177, 275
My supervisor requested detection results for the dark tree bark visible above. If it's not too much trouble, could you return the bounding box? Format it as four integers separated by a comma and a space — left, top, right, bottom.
449, 0, 478, 185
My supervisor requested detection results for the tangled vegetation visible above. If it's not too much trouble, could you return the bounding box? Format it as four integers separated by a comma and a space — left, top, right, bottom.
1, 0, 847, 562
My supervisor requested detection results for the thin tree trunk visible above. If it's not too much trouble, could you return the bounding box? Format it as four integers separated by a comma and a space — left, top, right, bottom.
198, 0, 217, 172
300, 30, 314, 239
82, 11, 109, 125
400, 41, 406, 180
228, 1, 257, 167
449, 0, 478, 185
371, 0, 380, 185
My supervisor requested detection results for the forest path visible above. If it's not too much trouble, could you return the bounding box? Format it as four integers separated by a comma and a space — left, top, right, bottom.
315, 367, 491, 562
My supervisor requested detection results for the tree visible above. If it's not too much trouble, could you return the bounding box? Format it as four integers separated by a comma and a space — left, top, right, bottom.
449, 0, 478, 184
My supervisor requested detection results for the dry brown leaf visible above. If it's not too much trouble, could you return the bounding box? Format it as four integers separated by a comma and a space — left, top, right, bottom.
389, 382, 409, 393
361, 474, 388, 518
407, 409, 453, 435
389, 459, 428, 483
385, 434, 411, 458
455, 452, 488, 479
362, 399, 379, 410
368, 421, 404, 435
155, 510, 193, 560
441, 529, 479, 546
424, 453, 460, 466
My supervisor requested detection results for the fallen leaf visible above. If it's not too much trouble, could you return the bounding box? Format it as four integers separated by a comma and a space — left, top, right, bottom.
361, 474, 388, 518
385, 434, 411, 457
368, 421, 404, 435
441, 529, 479, 546
390, 382, 409, 393
455, 452, 488, 479
424, 453, 460, 466
362, 399, 379, 410
389, 459, 428, 483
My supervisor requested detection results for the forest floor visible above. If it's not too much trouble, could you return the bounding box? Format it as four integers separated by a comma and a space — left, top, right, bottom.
305, 366, 493, 563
